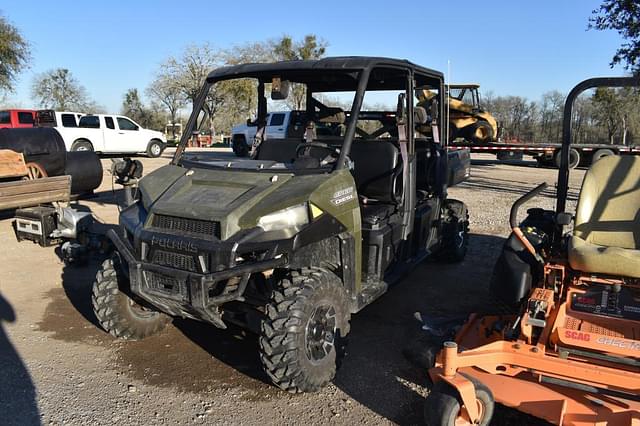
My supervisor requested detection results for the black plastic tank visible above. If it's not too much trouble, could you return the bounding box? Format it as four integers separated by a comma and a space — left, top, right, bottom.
0, 127, 66, 176
64, 151, 103, 195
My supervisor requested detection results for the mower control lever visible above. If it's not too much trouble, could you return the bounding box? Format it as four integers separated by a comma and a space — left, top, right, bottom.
510, 183, 548, 263
510, 182, 548, 228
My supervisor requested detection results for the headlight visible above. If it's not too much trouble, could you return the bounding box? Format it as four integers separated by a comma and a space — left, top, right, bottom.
258, 203, 309, 232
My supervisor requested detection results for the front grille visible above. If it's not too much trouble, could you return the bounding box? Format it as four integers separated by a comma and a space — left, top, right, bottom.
144, 271, 184, 298
152, 250, 197, 272
152, 214, 220, 239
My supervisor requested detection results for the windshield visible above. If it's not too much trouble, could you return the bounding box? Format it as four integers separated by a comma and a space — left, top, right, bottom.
173, 64, 443, 173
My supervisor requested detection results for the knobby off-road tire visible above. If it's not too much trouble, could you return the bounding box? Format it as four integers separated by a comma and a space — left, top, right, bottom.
92, 256, 170, 340
435, 199, 470, 263
259, 268, 351, 393
424, 376, 495, 426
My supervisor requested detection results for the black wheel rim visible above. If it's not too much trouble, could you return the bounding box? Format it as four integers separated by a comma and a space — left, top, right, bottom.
305, 304, 337, 363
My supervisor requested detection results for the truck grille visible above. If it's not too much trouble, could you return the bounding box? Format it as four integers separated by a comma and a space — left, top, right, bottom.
152, 250, 197, 272
152, 214, 220, 239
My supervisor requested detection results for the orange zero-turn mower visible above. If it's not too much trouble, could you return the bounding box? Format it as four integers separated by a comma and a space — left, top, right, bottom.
424, 76, 640, 426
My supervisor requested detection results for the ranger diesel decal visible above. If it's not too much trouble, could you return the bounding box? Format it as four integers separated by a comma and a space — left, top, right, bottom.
331, 187, 355, 206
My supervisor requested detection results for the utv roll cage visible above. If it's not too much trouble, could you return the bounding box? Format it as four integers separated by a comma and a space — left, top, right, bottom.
172, 56, 446, 168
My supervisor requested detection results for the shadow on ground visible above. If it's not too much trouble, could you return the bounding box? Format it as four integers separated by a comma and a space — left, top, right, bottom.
47, 231, 550, 424
332, 232, 550, 425
0, 292, 40, 426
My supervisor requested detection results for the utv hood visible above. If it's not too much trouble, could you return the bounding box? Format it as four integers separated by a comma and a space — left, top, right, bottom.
138, 164, 303, 239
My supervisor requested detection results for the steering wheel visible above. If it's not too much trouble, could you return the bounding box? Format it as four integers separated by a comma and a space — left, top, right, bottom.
295, 142, 341, 166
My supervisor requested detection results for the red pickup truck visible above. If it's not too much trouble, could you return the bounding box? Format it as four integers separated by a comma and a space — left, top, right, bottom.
0, 109, 36, 129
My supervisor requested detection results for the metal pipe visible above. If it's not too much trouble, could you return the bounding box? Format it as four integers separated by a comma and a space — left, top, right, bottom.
442, 341, 459, 377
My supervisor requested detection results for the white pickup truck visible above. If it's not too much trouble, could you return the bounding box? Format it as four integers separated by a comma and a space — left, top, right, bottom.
231, 111, 305, 157
37, 110, 167, 157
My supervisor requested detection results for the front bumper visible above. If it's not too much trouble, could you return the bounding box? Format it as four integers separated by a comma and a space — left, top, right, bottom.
107, 229, 287, 327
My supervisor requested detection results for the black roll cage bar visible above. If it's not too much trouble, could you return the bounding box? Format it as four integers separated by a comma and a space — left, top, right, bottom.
556, 76, 640, 214
172, 58, 446, 168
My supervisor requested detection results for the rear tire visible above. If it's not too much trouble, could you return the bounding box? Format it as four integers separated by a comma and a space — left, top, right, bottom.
259, 268, 350, 393
424, 377, 494, 426
435, 200, 469, 262
554, 148, 580, 169
71, 140, 93, 152
232, 135, 249, 157
592, 148, 614, 164
146, 140, 163, 158
466, 121, 494, 145
92, 256, 170, 340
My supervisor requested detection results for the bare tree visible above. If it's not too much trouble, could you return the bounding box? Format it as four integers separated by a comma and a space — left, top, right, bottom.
146, 75, 186, 138
31, 68, 98, 111
0, 14, 31, 93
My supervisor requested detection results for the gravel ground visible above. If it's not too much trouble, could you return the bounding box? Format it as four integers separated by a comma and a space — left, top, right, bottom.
0, 150, 585, 425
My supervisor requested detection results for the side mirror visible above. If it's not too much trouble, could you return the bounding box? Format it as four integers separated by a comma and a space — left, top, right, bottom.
271, 77, 290, 100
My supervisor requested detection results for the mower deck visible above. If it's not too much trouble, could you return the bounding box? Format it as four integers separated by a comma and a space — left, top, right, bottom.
429, 293, 640, 425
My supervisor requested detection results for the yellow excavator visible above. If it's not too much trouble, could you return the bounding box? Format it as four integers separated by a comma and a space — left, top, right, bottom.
447, 83, 498, 144
418, 83, 498, 144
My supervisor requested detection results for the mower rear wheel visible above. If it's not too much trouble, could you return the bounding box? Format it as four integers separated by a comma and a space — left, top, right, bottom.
424, 377, 494, 426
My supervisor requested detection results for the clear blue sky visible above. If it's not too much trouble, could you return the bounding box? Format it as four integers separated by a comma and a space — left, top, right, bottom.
2, 0, 627, 113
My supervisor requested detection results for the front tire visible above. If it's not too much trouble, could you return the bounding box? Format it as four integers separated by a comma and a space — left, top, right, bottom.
259, 268, 351, 393
466, 121, 494, 145
146, 140, 164, 158
435, 199, 469, 262
92, 256, 170, 340
232, 135, 249, 157
424, 377, 494, 426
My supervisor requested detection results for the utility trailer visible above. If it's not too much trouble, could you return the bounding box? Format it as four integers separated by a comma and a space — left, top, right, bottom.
450, 140, 640, 168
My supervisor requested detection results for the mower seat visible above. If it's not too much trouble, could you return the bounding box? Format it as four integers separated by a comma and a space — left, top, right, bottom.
568, 155, 640, 278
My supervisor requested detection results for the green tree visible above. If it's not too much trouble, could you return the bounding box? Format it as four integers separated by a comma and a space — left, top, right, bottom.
272, 35, 328, 109
0, 14, 31, 93
31, 68, 96, 111
592, 87, 640, 144
590, 0, 640, 74
121, 88, 165, 131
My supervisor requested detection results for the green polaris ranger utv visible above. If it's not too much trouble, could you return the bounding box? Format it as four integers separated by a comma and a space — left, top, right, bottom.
92, 57, 469, 393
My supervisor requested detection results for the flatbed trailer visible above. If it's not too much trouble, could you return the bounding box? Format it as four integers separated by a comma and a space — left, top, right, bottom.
449, 140, 640, 168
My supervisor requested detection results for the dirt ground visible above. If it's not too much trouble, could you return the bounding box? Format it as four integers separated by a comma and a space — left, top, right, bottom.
0, 151, 585, 425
